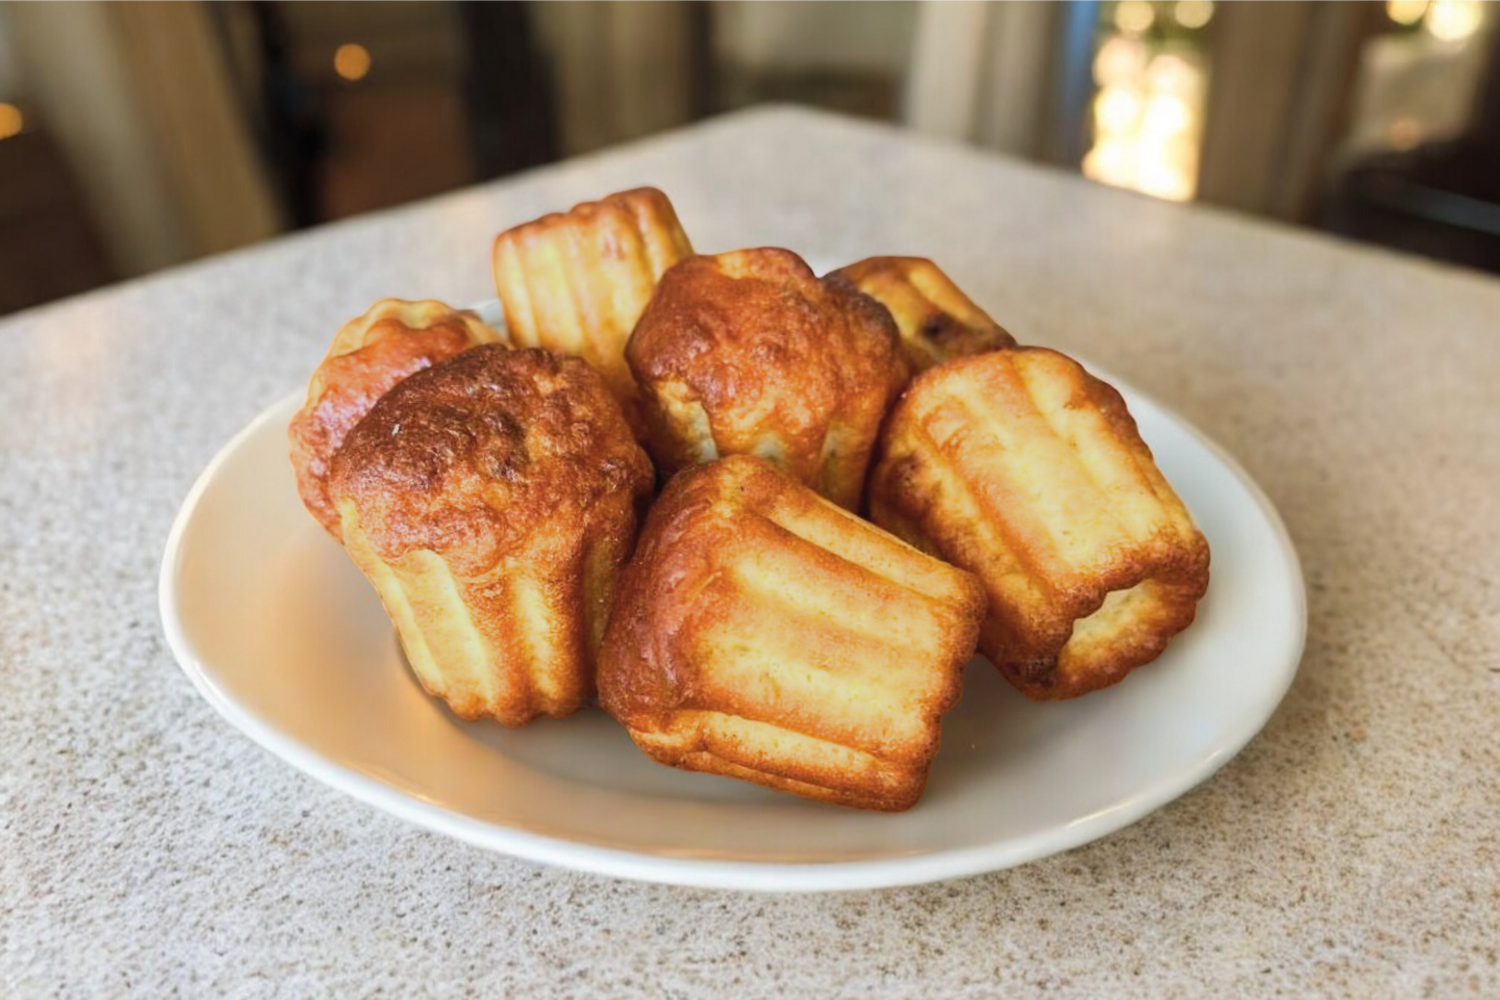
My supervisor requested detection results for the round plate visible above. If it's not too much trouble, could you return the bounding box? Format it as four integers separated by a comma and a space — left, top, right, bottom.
160, 316, 1304, 892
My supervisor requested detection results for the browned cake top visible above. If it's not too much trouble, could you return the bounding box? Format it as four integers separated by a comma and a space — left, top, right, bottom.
329, 345, 653, 576
287, 299, 500, 538
625, 248, 908, 463
831, 256, 1015, 371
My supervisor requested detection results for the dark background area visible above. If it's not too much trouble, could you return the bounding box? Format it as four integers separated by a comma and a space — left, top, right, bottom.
1, 0, 1497, 316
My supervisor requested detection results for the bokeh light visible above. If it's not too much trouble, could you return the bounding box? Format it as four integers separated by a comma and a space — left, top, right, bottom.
334, 43, 373, 82
1093, 36, 1148, 87
1388, 117, 1424, 150
1142, 94, 1193, 139
1083, 25, 1206, 203
1135, 149, 1194, 202
1082, 139, 1135, 187
1094, 86, 1143, 135
1114, 1, 1156, 36
1386, 0, 1430, 26
0, 104, 23, 141
1174, 1, 1215, 30
1425, 0, 1483, 41
1147, 54, 1201, 96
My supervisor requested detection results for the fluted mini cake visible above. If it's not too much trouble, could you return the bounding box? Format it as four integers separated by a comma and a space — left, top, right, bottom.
869, 348, 1210, 700
830, 256, 1015, 373
490, 187, 694, 427
626, 248, 909, 510
328, 345, 655, 726
599, 455, 985, 811
287, 298, 502, 539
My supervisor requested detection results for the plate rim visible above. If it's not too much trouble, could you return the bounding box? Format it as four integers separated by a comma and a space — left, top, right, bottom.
159, 364, 1307, 893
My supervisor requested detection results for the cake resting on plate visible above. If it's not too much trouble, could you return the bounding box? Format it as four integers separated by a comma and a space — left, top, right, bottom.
869, 348, 1210, 700
284, 181, 1222, 809
599, 455, 985, 811
328, 345, 655, 726
626, 248, 909, 510
830, 256, 1015, 373
287, 298, 502, 539
490, 186, 694, 428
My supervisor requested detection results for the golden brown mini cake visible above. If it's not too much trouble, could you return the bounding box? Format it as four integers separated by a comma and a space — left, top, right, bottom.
830, 256, 1015, 373
328, 345, 655, 726
869, 348, 1210, 700
490, 187, 694, 426
599, 455, 985, 811
288, 298, 502, 540
625, 248, 909, 510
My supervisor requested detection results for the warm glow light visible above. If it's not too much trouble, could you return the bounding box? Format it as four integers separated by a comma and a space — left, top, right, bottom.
1085, 19, 1206, 202
1142, 94, 1193, 138
1426, 0, 1483, 41
1162, 134, 1199, 172
1135, 150, 1193, 201
333, 43, 372, 81
1386, 0, 1430, 26
1388, 117, 1424, 150
1082, 139, 1135, 187
1094, 86, 1143, 135
1174, 0, 1214, 30
0, 103, 22, 141
1146, 54, 1201, 97
1114, 0, 1156, 35
1093, 35, 1148, 86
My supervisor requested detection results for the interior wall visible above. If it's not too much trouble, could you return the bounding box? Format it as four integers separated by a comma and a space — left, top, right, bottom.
4, 1, 189, 276
713, 1, 914, 74
0, 7, 22, 97
110, 2, 285, 255
530, 1, 696, 156
4, 1, 285, 276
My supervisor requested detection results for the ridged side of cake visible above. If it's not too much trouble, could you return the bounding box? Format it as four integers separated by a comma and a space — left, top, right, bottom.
870, 347, 1209, 699
491, 187, 693, 418
600, 455, 984, 811
339, 509, 621, 723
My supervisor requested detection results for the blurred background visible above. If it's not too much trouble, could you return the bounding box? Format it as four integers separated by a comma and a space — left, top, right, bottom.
1, 0, 1498, 315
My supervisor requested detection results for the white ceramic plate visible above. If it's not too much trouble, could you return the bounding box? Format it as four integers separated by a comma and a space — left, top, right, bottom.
160, 301, 1305, 892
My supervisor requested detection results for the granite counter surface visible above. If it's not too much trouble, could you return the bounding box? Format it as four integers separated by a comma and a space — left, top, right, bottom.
2, 107, 1497, 998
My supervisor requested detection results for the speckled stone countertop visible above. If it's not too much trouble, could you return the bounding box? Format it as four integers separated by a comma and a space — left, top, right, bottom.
3, 107, 1497, 997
